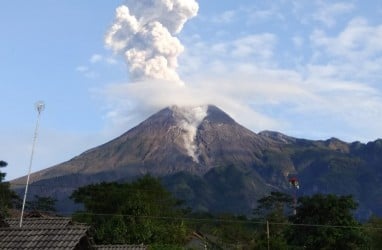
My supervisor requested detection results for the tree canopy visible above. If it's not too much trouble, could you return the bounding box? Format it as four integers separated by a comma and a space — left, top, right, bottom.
26, 195, 57, 213
287, 194, 367, 249
71, 175, 188, 246
69, 180, 382, 248
0, 161, 18, 218
253, 191, 293, 250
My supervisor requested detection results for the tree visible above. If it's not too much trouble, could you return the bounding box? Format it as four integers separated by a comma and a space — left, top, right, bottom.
26, 195, 57, 213
287, 194, 367, 249
253, 192, 293, 250
71, 175, 188, 246
363, 215, 382, 249
253, 191, 294, 220
0, 161, 18, 218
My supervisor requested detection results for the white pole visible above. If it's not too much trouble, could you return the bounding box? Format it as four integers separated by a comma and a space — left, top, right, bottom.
19, 101, 45, 227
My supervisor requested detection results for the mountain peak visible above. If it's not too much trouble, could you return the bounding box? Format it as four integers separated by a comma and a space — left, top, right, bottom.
14, 104, 271, 184
166, 105, 237, 161
168, 104, 235, 122
204, 105, 236, 124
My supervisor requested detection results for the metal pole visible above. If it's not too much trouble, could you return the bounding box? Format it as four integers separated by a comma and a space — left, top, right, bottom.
267, 220, 270, 250
20, 102, 45, 227
293, 188, 297, 215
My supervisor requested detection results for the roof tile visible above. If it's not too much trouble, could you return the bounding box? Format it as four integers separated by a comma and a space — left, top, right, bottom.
0, 218, 90, 250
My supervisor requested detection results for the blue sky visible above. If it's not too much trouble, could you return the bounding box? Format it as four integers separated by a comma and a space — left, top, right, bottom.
1, 0, 382, 180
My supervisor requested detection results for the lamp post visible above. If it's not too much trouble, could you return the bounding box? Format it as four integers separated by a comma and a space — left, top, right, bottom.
19, 101, 45, 227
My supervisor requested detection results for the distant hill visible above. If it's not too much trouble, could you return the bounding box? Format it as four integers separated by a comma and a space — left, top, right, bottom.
11, 105, 382, 218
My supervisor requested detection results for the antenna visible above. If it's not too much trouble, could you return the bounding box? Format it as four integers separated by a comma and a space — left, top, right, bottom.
19, 101, 45, 227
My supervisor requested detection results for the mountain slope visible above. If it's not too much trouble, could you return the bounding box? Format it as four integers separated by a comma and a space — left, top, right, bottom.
16, 105, 287, 183
11, 105, 382, 217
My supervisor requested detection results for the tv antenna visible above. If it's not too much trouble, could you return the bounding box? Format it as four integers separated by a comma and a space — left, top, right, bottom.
20, 101, 45, 227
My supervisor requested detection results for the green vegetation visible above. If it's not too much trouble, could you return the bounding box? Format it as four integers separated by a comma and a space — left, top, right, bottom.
364, 216, 382, 249
287, 194, 367, 249
70, 176, 382, 249
26, 195, 57, 213
0, 160, 18, 218
253, 192, 293, 249
71, 175, 188, 246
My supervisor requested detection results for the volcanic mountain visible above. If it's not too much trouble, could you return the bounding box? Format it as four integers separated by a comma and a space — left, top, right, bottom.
12, 105, 382, 217
16, 105, 291, 182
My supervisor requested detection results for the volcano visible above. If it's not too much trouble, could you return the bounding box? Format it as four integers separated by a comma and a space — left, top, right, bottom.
15, 105, 292, 182
11, 105, 382, 217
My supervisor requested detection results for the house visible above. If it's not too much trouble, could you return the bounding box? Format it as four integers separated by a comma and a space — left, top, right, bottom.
93, 245, 147, 250
0, 217, 93, 249
0, 216, 147, 250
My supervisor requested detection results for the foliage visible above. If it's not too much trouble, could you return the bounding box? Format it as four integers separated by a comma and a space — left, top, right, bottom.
253, 192, 293, 250
253, 191, 293, 220
71, 175, 188, 245
287, 194, 367, 249
148, 244, 183, 250
363, 215, 382, 249
70, 179, 382, 248
0, 161, 18, 218
186, 212, 257, 249
26, 195, 57, 213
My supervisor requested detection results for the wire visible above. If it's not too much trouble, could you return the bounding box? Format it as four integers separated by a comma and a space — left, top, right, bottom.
10, 181, 382, 230
53, 211, 382, 231
10, 182, 220, 197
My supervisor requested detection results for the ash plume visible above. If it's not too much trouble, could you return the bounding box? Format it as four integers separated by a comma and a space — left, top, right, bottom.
105, 0, 199, 82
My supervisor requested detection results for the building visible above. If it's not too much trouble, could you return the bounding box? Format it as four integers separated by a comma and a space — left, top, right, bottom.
0, 216, 147, 250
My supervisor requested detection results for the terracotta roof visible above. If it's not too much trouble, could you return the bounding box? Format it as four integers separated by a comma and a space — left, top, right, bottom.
0, 218, 8, 228
5, 217, 72, 229
0, 226, 89, 249
94, 245, 147, 250
0, 217, 91, 250
1, 217, 149, 249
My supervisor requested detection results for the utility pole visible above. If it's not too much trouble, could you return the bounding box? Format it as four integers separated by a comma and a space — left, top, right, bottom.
267, 220, 270, 250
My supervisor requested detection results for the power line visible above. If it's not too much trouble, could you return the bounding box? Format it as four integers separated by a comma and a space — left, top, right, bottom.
55, 211, 382, 231
10, 182, 219, 196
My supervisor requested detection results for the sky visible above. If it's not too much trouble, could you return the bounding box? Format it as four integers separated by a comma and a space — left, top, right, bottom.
1, 0, 382, 180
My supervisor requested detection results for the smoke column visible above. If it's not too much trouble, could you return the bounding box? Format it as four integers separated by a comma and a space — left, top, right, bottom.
172, 105, 207, 162
105, 0, 199, 82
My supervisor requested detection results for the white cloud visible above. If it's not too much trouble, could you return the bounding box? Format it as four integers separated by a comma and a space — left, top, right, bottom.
96, 1, 382, 143
76, 54, 122, 78
75, 65, 98, 79
232, 34, 276, 59
89, 54, 119, 65
310, 18, 382, 83
105, 57, 118, 65
76, 66, 89, 72
292, 35, 304, 47
312, 18, 382, 58
90, 54, 103, 64
243, 4, 284, 24
211, 10, 236, 24
313, 1, 355, 27
181, 33, 277, 70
